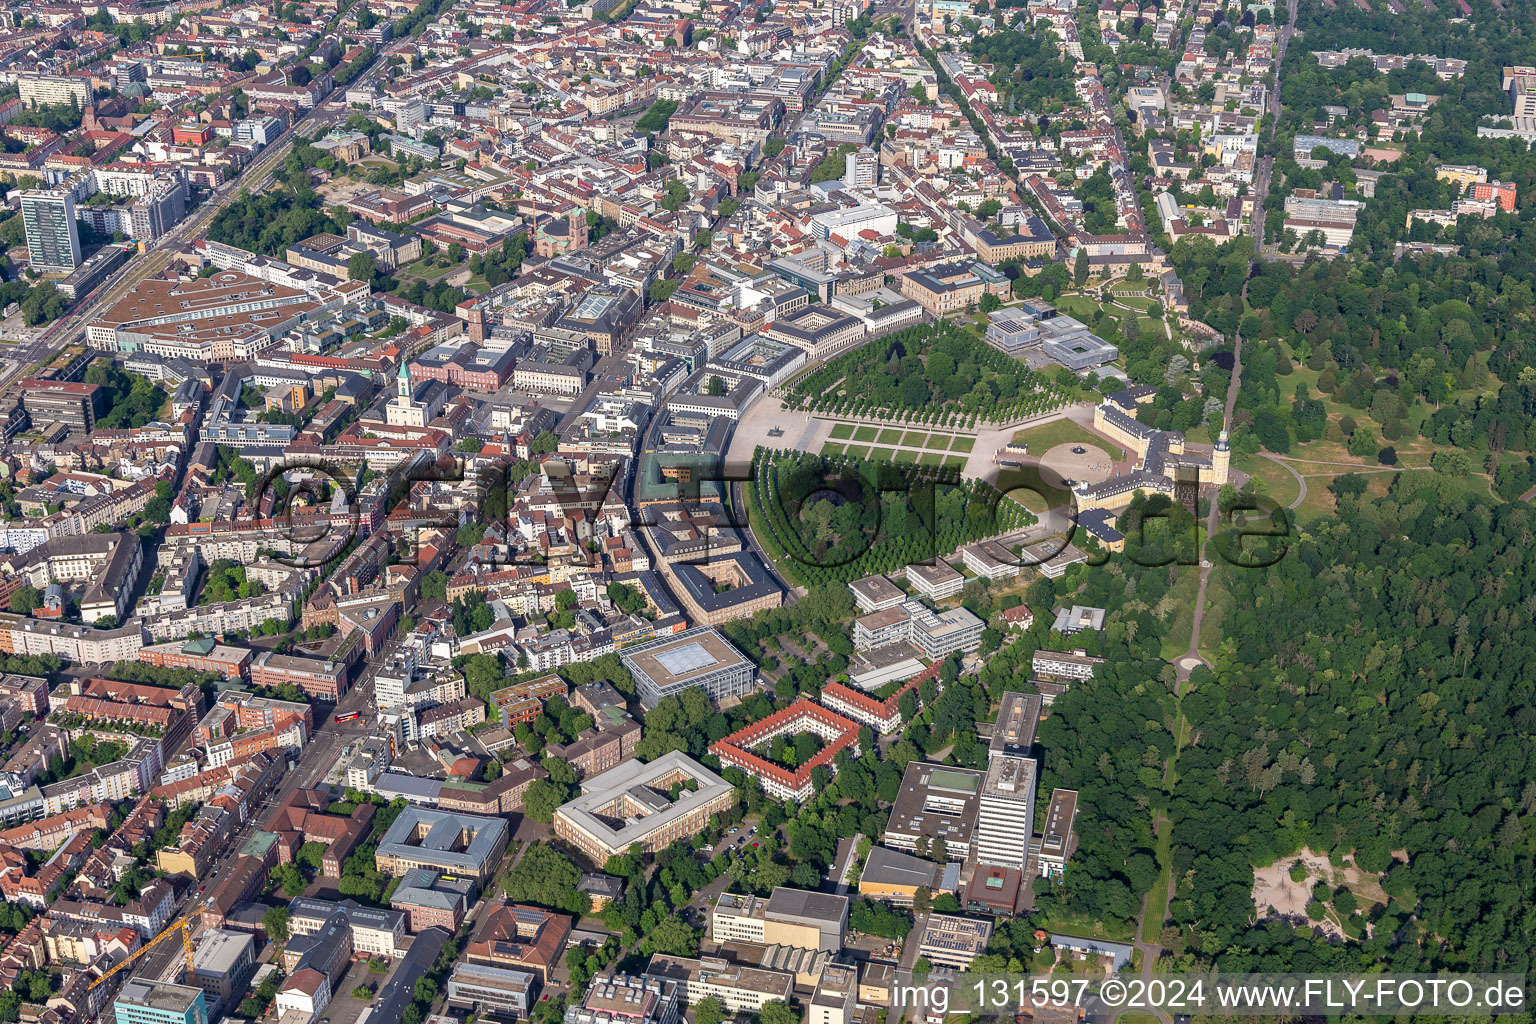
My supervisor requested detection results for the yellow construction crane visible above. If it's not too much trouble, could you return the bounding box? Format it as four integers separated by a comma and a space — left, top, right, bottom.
88, 900, 209, 991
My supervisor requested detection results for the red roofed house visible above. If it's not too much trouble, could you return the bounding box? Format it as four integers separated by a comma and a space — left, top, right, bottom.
710, 698, 861, 802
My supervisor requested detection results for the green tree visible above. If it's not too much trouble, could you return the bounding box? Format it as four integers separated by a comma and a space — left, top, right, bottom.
347, 251, 377, 281
1073, 249, 1089, 288
8, 586, 39, 615
263, 906, 290, 942
521, 778, 566, 823
694, 996, 726, 1024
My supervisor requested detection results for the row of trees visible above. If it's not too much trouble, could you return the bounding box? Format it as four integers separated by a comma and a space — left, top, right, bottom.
785, 322, 1068, 425
746, 448, 1033, 587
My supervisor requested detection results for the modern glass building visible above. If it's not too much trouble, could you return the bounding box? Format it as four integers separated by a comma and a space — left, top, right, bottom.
114, 980, 209, 1024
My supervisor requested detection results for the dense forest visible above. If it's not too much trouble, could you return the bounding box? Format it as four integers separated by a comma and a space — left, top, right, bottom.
1017, 478, 1536, 977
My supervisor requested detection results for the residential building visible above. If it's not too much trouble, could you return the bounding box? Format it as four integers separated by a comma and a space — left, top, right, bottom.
21, 191, 82, 271
709, 699, 861, 803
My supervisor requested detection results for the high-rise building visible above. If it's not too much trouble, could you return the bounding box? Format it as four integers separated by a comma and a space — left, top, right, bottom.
18, 73, 91, 108
115, 61, 148, 90
21, 190, 81, 271
114, 980, 210, 1024
131, 178, 189, 241
974, 753, 1037, 870
844, 146, 878, 187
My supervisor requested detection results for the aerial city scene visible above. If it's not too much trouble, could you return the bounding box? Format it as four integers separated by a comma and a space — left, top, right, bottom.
0, 0, 1527, 1019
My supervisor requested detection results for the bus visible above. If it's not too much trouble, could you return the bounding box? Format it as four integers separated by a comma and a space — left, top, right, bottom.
335, 710, 361, 723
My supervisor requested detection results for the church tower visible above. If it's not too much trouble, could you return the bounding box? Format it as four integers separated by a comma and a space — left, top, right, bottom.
397, 361, 413, 405
1212, 429, 1230, 485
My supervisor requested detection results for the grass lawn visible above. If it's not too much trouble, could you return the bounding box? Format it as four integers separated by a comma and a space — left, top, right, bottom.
918, 452, 944, 466
829, 423, 854, 440
927, 434, 955, 450
844, 445, 870, 459
877, 428, 903, 445
902, 431, 929, 448
1234, 454, 1301, 511
821, 442, 845, 456
1053, 293, 1100, 319
399, 258, 458, 284
1012, 418, 1124, 460
1159, 567, 1204, 660
852, 425, 878, 443
943, 455, 966, 468
894, 449, 919, 463
951, 437, 975, 453
870, 447, 896, 461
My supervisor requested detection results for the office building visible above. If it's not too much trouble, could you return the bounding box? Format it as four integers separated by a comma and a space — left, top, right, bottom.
446, 963, 539, 1015
884, 762, 982, 860
191, 929, 256, 1012
620, 627, 755, 708
990, 692, 1041, 757
249, 651, 350, 701
904, 561, 964, 601
21, 190, 82, 271
373, 807, 509, 883
965, 864, 1022, 916
643, 955, 793, 1013
554, 751, 734, 861
710, 887, 849, 952
17, 377, 104, 433
808, 963, 858, 1024
390, 867, 476, 932
288, 896, 406, 958
1052, 606, 1106, 634
848, 574, 905, 614
1034, 788, 1079, 878
1031, 649, 1104, 681
853, 600, 983, 660
858, 845, 959, 906
565, 974, 681, 1024
916, 914, 993, 969
114, 980, 209, 1024
466, 904, 572, 980
975, 754, 1037, 871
